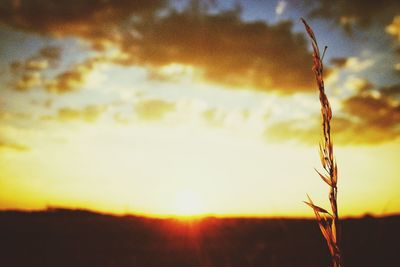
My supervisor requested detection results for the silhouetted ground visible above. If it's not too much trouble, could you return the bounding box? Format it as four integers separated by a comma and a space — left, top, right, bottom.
0, 209, 398, 267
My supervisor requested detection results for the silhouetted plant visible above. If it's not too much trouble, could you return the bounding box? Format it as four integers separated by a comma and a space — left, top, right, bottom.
301, 18, 342, 267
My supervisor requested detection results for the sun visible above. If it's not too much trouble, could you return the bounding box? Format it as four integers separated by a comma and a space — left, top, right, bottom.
173, 189, 205, 218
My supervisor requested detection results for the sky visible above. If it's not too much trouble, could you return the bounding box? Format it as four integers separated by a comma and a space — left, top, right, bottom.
0, 0, 399, 218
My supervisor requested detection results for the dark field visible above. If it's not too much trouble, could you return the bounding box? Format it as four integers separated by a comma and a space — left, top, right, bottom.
0, 209, 399, 267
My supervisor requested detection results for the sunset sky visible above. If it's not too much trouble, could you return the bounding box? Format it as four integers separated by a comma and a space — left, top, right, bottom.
0, 0, 399, 218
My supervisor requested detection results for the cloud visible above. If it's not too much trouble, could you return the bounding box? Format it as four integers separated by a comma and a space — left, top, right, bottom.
303, 0, 400, 31
275, 0, 287, 16
9, 44, 105, 93
113, 98, 209, 124
113, 113, 133, 125
0, 110, 31, 121
386, 15, 400, 42
330, 57, 375, 72
343, 82, 400, 136
379, 84, 400, 97
24, 58, 49, 71
0, 138, 30, 152
265, 114, 399, 145
330, 57, 348, 68
14, 72, 42, 91
264, 119, 318, 145
203, 108, 227, 127
44, 56, 105, 93
9, 45, 62, 91
38, 45, 62, 61
10, 45, 61, 73
0, 0, 166, 49
202, 107, 250, 129
265, 83, 400, 145
129, 9, 315, 93
332, 114, 400, 145
31, 98, 53, 109
42, 105, 107, 123
344, 76, 373, 93
146, 63, 196, 82
345, 57, 375, 72
134, 99, 175, 121
343, 93, 400, 130
1, 1, 317, 93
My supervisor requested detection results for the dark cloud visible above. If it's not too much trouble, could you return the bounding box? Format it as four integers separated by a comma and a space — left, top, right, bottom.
265, 88, 400, 145
127, 10, 315, 92
333, 118, 399, 145
134, 99, 175, 121
38, 45, 62, 61
330, 57, 348, 68
0, 0, 166, 49
1, 1, 316, 93
343, 93, 400, 130
301, 0, 400, 32
10, 61, 22, 74
380, 84, 400, 98
311, 89, 399, 144
339, 82, 400, 143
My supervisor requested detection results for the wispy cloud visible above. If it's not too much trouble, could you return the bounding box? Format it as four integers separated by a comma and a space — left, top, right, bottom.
42, 105, 107, 123
9, 45, 61, 91
134, 99, 175, 121
330, 57, 375, 72
44, 56, 106, 93
0, 138, 30, 152
275, 0, 287, 16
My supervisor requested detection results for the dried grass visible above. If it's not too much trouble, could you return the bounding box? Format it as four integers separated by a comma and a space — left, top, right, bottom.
301, 18, 342, 267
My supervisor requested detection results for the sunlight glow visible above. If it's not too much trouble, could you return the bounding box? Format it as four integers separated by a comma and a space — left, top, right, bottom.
173, 189, 205, 218
160, 63, 194, 76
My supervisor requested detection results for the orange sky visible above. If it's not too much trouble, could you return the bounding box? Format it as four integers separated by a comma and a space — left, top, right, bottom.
0, 0, 399, 218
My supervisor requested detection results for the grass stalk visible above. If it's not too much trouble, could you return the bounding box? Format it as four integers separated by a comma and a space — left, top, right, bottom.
301, 18, 342, 267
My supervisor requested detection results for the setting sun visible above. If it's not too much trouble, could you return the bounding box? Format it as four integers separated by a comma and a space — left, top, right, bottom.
0, 0, 399, 219
173, 189, 205, 218
0, 0, 399, 266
